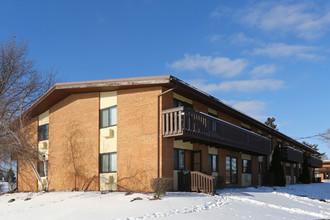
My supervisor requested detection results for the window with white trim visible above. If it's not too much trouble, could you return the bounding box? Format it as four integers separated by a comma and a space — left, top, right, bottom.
100, 106, 117, 128
100, 152, 117, 173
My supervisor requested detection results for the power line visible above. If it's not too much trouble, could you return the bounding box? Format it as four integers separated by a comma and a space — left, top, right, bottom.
295, 132, 328, 140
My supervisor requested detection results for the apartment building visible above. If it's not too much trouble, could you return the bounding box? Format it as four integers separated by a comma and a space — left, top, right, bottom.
317, 160, 330, 181
17, 75, 322, 192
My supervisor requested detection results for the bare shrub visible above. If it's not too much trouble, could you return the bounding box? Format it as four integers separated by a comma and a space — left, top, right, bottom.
150, 178, 171, 200
216, 176, 225, 189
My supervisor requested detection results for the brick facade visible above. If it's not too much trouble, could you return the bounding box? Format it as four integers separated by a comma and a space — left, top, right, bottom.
48, 93, 100, 191
16, 76, 320, 192
17, 116, 38, 191
117, 87, 161, 192
160, 90, 174, 181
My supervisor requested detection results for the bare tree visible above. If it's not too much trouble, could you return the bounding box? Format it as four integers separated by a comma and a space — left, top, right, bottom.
320, 129, 330, 142
265, 117, 278, 130
302, 141, 325, 159
0, 36, 56, 191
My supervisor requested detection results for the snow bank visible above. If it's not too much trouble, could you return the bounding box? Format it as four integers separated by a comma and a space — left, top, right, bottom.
0, 183, 329, 220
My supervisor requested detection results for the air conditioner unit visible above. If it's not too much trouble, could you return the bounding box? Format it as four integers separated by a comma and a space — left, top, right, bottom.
106, 129, 114, 138
109, 175, 114, 184
42, 142, 48, 149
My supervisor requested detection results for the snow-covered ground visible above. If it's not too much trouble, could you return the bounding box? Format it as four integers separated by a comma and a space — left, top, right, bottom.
1, 183, 330, 220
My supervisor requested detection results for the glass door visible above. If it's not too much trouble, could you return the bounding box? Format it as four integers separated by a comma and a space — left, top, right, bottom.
226, 156, 238, 185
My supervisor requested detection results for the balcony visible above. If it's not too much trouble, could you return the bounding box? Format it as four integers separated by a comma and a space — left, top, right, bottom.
317, 167, 330, 172
162, 107, 271, 155
282, 146, 304, 163
308, 155, 322, 168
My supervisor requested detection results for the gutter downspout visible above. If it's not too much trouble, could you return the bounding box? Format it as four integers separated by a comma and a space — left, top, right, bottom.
157, 85, 177, 178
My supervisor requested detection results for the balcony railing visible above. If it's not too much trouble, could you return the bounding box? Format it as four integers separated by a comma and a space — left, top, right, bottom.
162, 106, 271, 155
317, 167, 330, 172
282, 146, 304, 163
308, 155, 322, 168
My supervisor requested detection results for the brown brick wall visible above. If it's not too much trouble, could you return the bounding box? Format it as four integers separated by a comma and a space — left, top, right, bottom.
160, 90, 174, 181
193, 101, 208, 113
251, 155, 259, 186
290, 163, 295, 184
49, 92, 100, 191
217, 149, 226, 181
117, 87, 162, 192
17, 116, 38, 192
295, 163, 300, 180
218, 112, 241, 127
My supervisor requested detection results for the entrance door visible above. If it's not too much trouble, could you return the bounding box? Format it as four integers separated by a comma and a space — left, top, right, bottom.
226, 156, 238, 185
192, 150, 202, 171
185, 150, 192, 170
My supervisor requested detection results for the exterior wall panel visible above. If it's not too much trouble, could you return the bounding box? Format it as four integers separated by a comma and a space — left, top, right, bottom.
99, 91, 118, 191
49, 93, 100, 191
117, 87, 161, 192
17, 116, 39, 192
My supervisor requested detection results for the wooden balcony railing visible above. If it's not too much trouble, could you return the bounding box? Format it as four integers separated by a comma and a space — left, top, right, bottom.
308, 155, 322, 168
162, 106, 271, 155
282, 146, 304, 163
317, 167, 330, 172
191, 171, 215, 196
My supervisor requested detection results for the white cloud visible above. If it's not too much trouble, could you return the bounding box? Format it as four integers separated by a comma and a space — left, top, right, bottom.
187, 80, 219, 93
188, 78, 284, 93
230, 33, 260, 45
239, 2, 330, 39
223, 100, 268, 121
251, 43, 317, 59
168, 54, 247, 78
218, 79, 284, 92
210, 6, 233, 18
250, 64, 277, 78
206, 34, 223, 43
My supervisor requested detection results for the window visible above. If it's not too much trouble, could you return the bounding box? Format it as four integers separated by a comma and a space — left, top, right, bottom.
259, 162, 263, 174
242, 159, 252, 174
38, 124, 49, 141
100, 153, 117, 173
174, 149, 185, 170
38, 161, 48, 177
100, 106, 117, 128
173, 98, 192, 109
286, 166, 291, 176
208, 154, 218, 172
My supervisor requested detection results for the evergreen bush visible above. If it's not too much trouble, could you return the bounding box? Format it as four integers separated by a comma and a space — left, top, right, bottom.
269, 146, 286, 186
299, 159, 310, 184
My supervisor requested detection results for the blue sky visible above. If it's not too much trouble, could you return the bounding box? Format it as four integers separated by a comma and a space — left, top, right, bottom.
1, 0, 329, 157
